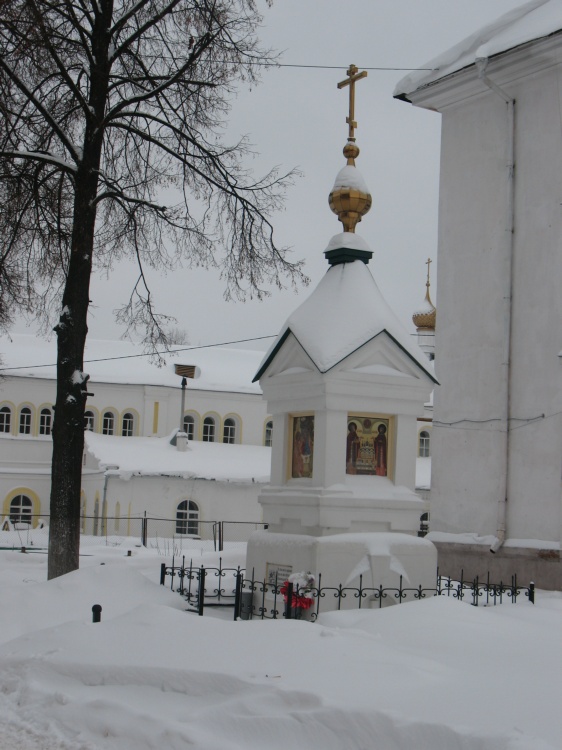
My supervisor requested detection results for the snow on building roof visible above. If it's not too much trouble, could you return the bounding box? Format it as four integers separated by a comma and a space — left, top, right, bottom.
85, 431, 271, 483
255, 257, 437, 382
0, 334, 264, 394
394, 0, 559, 100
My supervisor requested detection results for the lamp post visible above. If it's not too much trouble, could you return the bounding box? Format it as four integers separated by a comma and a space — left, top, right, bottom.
179, 377, 187, 431
174, 364, 197, 435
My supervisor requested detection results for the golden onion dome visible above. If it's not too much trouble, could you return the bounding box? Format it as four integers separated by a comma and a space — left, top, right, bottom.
413, 259, 436, 330
328, 141, 372, 233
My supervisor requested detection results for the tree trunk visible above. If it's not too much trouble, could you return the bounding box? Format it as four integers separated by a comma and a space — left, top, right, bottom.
47, 15, 110, 578
47, 180, 96, 579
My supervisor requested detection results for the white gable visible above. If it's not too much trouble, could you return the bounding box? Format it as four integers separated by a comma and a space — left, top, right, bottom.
256, 259, 436, 383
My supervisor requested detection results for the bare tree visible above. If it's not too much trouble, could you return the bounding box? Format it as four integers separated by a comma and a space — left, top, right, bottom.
0, 0, 305, 578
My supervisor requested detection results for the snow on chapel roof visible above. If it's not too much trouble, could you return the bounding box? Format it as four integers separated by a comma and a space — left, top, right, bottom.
254, 252, 437, 382
394, 0, 559, 100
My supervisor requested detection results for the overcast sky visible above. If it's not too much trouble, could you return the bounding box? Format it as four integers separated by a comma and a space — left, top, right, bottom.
14, 0, 525, 352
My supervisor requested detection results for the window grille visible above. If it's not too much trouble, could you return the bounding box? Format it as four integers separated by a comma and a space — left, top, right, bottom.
223, 418, 236, 444
122, 412, 134, 437
202, 417, 215, 442
419, 430, 430, 457
0, 406, 11, 433
39, 408, 52, 435
183, 415, 195, 440
175, 500, 199, 535
102, 412, 115, 435
10, 494, 32, 524
19, 407, 31, 435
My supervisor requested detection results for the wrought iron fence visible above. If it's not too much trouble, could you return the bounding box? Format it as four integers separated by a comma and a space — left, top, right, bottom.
160, 560, 536, 621
0, 514, 266, 553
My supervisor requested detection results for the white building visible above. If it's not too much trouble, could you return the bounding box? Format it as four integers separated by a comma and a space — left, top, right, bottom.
0, 335, 272, 538
395, 0, 562, 588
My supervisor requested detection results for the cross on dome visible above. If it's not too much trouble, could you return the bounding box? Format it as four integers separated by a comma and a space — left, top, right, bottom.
337, 64, 368, 143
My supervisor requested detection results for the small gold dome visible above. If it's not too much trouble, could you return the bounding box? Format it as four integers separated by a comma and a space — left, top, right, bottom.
412, 304, 436, 330
413, 259, 436, 330
329, 142, 372, 233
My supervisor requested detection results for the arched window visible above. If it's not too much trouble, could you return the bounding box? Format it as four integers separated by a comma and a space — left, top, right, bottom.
19, 406, 32, 435
0, 406, 12, 433
176, 500, 199, 536
265, 420, 273, 447
122, 412, 134, 437
84, 411, 95, 431
39, 408, 52, 435
10, 494, 33, 525
223, 418, 236, 444
419, 430, 430, 458
183, 415, 195, 440
102, 411, 115, 435
202, 417, 215, 442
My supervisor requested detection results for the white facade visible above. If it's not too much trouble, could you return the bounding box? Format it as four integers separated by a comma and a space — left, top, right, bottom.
395, 2, 562, 586
0, 335, 271, 533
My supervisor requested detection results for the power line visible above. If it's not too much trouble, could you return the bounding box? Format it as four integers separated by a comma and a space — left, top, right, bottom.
0, 334, 277, 372
242, 62, 436, 72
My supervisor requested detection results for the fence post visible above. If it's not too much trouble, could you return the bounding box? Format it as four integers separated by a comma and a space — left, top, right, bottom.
198, 566, 206, 616
234, 570, 243, 620
141, 512, 147, 547
160, 562, 166, 586
219, 521, 224, 552
529, 581, 535, 604
284, 582, 294, 619
92, 604, 102, 623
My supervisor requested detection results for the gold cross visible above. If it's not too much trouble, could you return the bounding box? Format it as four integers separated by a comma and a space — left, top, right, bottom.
426, 257, 432, 287
337, 64, 368, 141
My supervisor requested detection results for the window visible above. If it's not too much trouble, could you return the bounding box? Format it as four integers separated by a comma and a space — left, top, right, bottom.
10, 494, 33, 525
84, 411, 95, 431
19, 407, 31, 435
202, 417, 215, 442
419, 430, 430, 457
39, 408, 52, 435
176, 500, 199, 535
223, 418, 236, 444
122, 412, 134, 437
0, 406, 11, 433
183, 415, 195, 440
102, 411, 115, 435
265, 420, 273, 447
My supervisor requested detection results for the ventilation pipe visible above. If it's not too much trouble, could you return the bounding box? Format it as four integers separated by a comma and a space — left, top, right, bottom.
475, 58, 515, 555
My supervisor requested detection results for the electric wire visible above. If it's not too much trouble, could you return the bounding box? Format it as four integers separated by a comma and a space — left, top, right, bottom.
0, 334, 277, 372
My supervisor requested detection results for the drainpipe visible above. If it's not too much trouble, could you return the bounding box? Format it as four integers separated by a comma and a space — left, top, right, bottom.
475, 58, 515, 554
102, 465, 119, 538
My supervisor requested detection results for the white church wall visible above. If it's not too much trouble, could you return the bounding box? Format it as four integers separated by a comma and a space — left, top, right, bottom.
414, 38, 562, 545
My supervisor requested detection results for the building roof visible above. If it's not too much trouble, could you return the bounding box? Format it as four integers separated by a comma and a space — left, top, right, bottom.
394, 0, 559, 101
0, 334, 264, 395
254, 252, 437, 383
85, 431, 271, 483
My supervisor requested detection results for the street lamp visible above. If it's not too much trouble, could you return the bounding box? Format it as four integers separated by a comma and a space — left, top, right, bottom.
174, 364, 197, 434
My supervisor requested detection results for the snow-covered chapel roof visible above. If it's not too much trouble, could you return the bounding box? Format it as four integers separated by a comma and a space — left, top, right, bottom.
394, 0, 560, 101
254, 247, 437, 383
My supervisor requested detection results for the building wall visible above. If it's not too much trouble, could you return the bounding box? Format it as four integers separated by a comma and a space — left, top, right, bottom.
0, 373, 271, 444
426, 46, 562, 543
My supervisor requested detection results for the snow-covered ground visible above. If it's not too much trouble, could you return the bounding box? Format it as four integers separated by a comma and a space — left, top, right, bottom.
0, 543, 560, 750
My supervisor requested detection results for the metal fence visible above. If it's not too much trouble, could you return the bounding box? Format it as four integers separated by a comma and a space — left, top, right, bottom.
0, 514, 266, 553
160, 559, 536, 621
